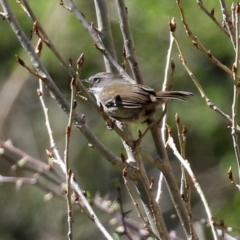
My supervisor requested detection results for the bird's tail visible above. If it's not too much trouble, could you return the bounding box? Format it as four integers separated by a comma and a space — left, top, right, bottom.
155, 91, 193, 101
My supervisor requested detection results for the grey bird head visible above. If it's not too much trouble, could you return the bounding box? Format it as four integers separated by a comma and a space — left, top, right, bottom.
84, 72, 119, 94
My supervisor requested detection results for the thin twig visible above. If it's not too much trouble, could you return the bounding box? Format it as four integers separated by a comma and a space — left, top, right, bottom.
227, 167, 240, 191
18, 0, 76, 77
61, 0, 134, 83
70, 177, 114, 240
149, 119, 192, 239
196, 0, 230, 39
161, 18, 176, 143
123, 147, 168, 239
176, 0, 235, 79
133, 174, 166, 239
0, 139, 60, 175
155, 172, 163, 204
116, 185, 133, 240
120, 126, 166, 239
218, 0, 236, 48
37, 76, 65, 173
0, 174, 63, 200
1, 152, 63, 186
115, 0, 143, 83
94, 0, 117, 73
156, 19, 175, 205
64, 77, 77, 240
231, 4, 240, 187
92, 193, 157, 239
0, 175, 36, 184
167, 132, 218, 240
162, 19, 176, 92
35, 37, 73, 238
122, 169, 147, 224
173, 27, 240, 133
175, 118, 196, 239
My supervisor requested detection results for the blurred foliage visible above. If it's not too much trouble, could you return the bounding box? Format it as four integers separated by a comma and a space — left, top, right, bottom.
0, 0, 240, 239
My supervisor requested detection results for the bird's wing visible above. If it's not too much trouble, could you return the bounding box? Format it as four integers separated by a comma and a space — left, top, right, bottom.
100, 83, 155, 109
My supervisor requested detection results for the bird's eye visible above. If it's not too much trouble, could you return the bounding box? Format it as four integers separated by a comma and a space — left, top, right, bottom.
93, 77, 100, 83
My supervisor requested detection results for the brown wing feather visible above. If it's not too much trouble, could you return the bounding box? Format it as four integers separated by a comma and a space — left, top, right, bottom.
100, 83, 155, 108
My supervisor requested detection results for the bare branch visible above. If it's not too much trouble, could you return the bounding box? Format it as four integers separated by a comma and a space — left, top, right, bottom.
94, 0, 117, 73
167, 132, 218, 240
173, 26, 240, 133
177, 0, 235, 79
231, 3, 240, 187
62, 0, 134, 83
196, 0, 231, 39
115, 0, 143, 83
18, 0, 75, 77
219, 0, 236, 47
64, 77, 77, 240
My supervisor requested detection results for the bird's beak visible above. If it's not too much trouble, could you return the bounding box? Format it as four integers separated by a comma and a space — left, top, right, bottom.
80, 78, 93, 92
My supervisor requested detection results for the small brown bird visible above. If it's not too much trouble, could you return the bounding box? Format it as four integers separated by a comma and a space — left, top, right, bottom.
85, 72, 193, 123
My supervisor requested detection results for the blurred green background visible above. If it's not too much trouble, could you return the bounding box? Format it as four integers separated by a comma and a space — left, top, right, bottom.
0, 0, 239, 239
